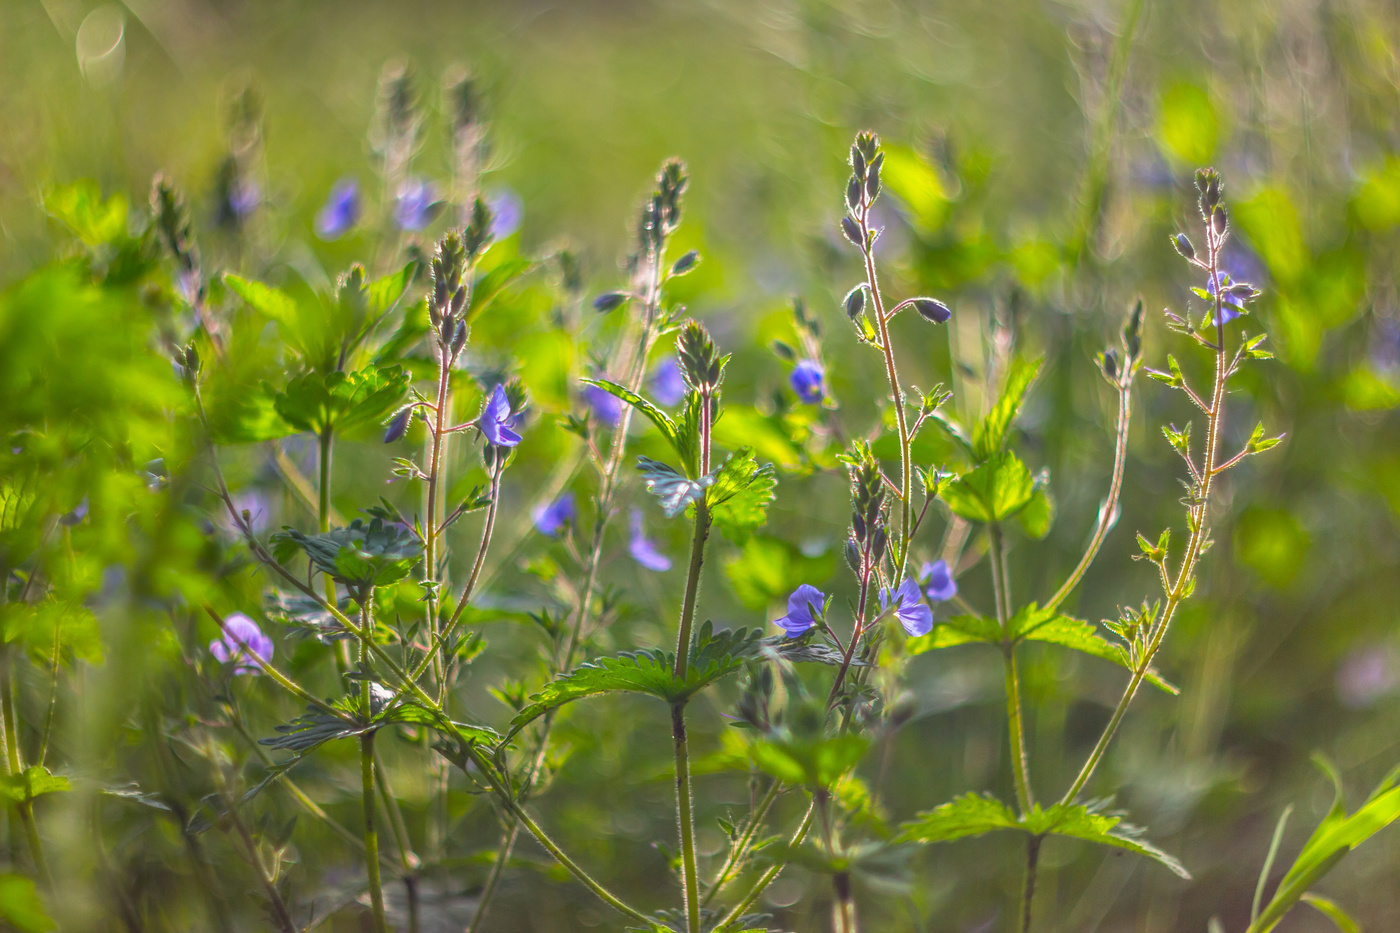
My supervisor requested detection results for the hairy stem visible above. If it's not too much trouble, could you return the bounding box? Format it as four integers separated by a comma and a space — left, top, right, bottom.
1, 648, 50, 890
672, 493, 712, 933
716, 799, 815, 930
359, 598, 388, 933
1020, 834, 1043, 933
703, 779, 780, 906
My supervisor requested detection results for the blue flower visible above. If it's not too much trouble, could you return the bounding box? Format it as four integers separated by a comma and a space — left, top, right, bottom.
790, 360, 825, 404
775, 584, 825, 638
919, 559, 957, 603
650, 358, 687, 406
477, 384, 522, 448
583, 383, 622, 426
1206, 271, 1244, 325
210, 612, 273, 675
628, 510, 672, 571
880, 578, 934, 637
487, 186, 524, 240
316, 178, 361, 240
533, 492, 575, 537
395, 178, 438, 231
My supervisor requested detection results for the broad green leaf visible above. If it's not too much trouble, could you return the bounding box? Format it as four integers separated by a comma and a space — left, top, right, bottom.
587, 379, 688, 468
1013, 607, 1178, 695
722, 534, 834, 610
0, 875, 54, 933
706, 447, 777, 545
465, 258, 532, 323
1016, 485, 1054, 539
224, 273, 300, 329
271, 517, 423, 592
1025, 802, 1190, 879
972, 358, 1041, 461
1352, 156, 1400, 232
509, 623, 764, 733
941, 451, 1035, 523
751, 733, 869, 788
637, 457, 709, 518
0, 767, 70, 805
365, 262, 416, 323
905, 614, 1003, 654
898, 793, 1020, 843
274, 366, 410, 437
43, 181, 128, 247
712, 405, 805, 473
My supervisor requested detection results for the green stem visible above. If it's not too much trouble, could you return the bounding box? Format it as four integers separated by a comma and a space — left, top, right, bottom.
672, 500, 711, 933
1, 647, 50, 890
715, 799, 815, 931
703, 780, 780, 906
318, 428, 334, 534
359, 599, 388, 933
1020, 834, 1043, 933
1004, 650, 1034, 814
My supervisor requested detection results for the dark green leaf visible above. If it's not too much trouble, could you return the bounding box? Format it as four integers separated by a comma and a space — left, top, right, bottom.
972, 358, 1041, 461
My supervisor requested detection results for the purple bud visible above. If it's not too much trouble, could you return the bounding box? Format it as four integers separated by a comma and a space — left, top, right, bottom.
840, 216, 863, 248
912, 298, 952, 324
383, 408, 412, 444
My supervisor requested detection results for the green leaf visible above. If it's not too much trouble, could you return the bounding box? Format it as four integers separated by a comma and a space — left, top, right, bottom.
1016, 485, 1054, 539
637, 457, 709, 518
1024, 801, 1190, 879
941, 451, 1035, 523
972, 358, 1041, 461
271, 517, 423, 591
898, 793, 1021, 843
905, 615, 1003, 654
0, 767, 70, 805
722, 534, 834, 610
509, 623, 764, 733
224, 274, 301, 330
1157, 83, 1219, 165
43, 181, 129, 247
706, 447, 777, 545
751, 733, 869, 788
274, 366, 410, 437
465, 257, 532, 323
1300, 894, 1360, 933
0, 875, 54, 933
586, 379, 692, 470
1013, 607, 1179, 695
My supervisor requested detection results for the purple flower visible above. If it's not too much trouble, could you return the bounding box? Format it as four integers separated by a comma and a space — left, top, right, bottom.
210, 612, 273, 675
628, 510, 672, 571
919, 559, 957, 603
487, 186, 524, 240
59, 496, 89, 526
1337, 645, 1399, 709
880, 578, 934, 637
650, 358, 687, 407
1205, 272, 1244, 325
775, 584, 825, 638
1371, 319, 1400, 373
790, 360, 825, 404
477, 384, 522, 448
395, 178, 438, 232
583, 384, 622, 426
532, 492, 575, 537
316, 178, 361, 240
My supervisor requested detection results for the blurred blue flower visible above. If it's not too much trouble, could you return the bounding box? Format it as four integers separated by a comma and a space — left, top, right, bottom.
1337, 644, 1399, 709
880, 578, 933, 637
210, 612, 273, 675
1371, 319, 1400, 373
629, 510, 671, 571
790, 360, 825, 404
1206, 271, 1244, 324
584, 383, 622, 426
919, 559, 957, 603
59, 495, 88, 526
477, 384, 522, 447
316, 178, 361, 240
395, 178, 438, 231
533, 492, 575, 537
650, 358, 687, 406
228, 179, 260, 219
487, 186, 524, 239
775, 584, 825, 638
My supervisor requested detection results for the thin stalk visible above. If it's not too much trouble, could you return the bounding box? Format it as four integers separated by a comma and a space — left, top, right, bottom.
672, 495, 712, 933
374, 748, 417, 872
826, 542, 874, 709
1060, 222, 1231, 806
359, 598, 388, 933
859, 205, 913, 577
991, 524, 1033, 815
220, 781, 298, 933
1, 647, 50, 889
1045, 380, 1133, 612
1020, 835, 1043, 933
702, 779, 781, 906
715, 799, 815, 931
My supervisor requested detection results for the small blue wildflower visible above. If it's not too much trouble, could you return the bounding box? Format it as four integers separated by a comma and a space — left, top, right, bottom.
487, 186, 524, 239
316, 178, 361, 240
228, 179, 260, 219
628, 510, 672, 571
584, 383, 622, 427
650, 358, 687, 407
210, 612, 273, 675
775, 584, 825, 638
59, 496, 88, 526
532, 492, 575, 537
919, 559, 957, 603
395, 178, 438, 232
880, 578, 934, 637
477, 384, 522, 448
1206, 271, 1244, 325
790, 360, 825, 404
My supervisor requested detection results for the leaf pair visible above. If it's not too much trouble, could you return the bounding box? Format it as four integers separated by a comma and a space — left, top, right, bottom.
271, 517, 423, 595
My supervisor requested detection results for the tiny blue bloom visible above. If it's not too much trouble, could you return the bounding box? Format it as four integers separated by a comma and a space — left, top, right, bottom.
532, 492, 576, 537
210, 612, 274, 675
583, 383, 622, 426
59, 495, 89, 526
395, 178, 438, 231
790, 360, 825, 404
919, 559, 957, 603
880, 578, 934, 637
477, 384, 522, 448
228, 179, 260, 219
628, 510, 672, 571
316, 178, 361, 240
487, 186, 524, 240
650, 358, 687, 407
775, 584, 825, 638
1206, 271, 1244, 325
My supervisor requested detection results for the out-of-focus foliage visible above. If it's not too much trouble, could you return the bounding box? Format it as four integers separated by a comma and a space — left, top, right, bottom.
2, 1, 1400, 932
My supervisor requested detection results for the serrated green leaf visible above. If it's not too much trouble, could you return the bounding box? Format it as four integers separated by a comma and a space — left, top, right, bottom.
0, 874, 54, 932
273, 366, 410, 437
0, 767, 70, 805
751, 733, 869, 788
1024, 801, 1190, 879
898, 793, 1021, 843
905, 614, 1004, 654
972, 358, 1041, 460
271, 517, 422, 591
706, 447, 777, 545
637, 457, 709, 517
1012, 606, 1178, 695
941, 451, 1035, 523
587, 378, 693, 471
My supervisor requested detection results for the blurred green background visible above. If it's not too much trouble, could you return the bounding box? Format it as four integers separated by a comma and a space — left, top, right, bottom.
4, 0, 1400, 931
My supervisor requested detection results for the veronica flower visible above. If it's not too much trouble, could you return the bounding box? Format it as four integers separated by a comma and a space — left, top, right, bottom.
477, 384, 522, 447
487, 186, 524, 240
1205, 271, 1245, 325
210, 612, 274, 675
919, 559, 957, 603
316, 178, 361, 240
790, 360, 825, 404
650, 358, 687, 406
583, 383, 622, 426
532, 492, 575, 537
395, 178, 438, 231
775, 584, 825, 638
880, 578, 934, 637
628, 510, 671, 571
